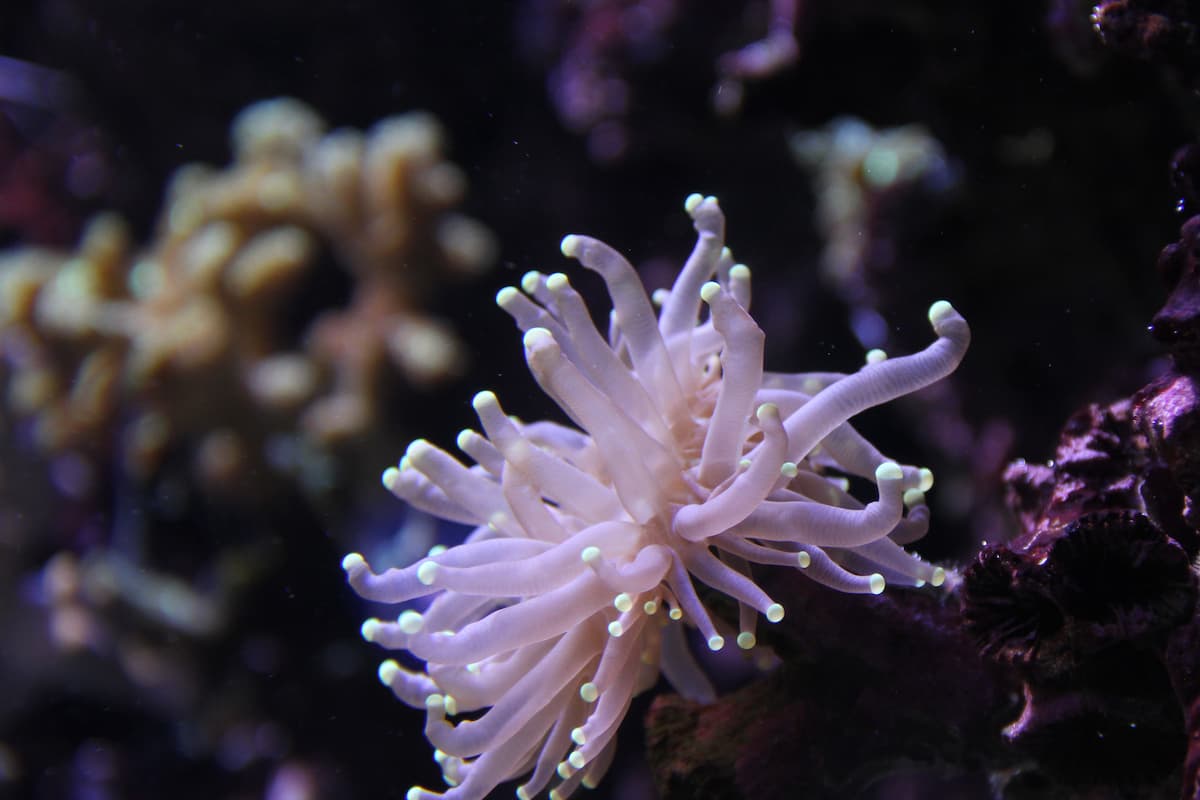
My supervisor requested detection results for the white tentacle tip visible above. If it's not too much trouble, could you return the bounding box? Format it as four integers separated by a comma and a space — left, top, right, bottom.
755, 402, 780, 422
869, 573, 886, 594
378, 659, 400, 686
523, 326, 556, 350
569, 751, 587, 770
579, 682, 599, 702
707, 635, 726, 651
797, 550, 812, 568
405, 438, 433, 460
546, 272, 569, 292
381, 466, 401, 492
571, 727, 587, 746
341, 552, 366, 573
580, 546, 601, 564
928, 299, 956, 327
729, 263, 751, 281
608, 620, 624, 638
684, 193, 705, 213
875, 461, 904, 482
736, 632, 757, 650
903, 488, 927, 508
398, 610, 424, 634
471, 390, 498, 412
919, 467, 935, 492
700, 281, 721, 303
495, 285, 520, 307
766, 603, 785, 623
520, 270, 542, 293
417, 561, 440, 586
930, 566, 947, 587
560, 234, 581, 258
361, 618, 382, 642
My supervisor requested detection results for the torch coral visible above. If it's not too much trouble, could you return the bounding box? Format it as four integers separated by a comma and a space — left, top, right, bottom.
343, 194, 970, 799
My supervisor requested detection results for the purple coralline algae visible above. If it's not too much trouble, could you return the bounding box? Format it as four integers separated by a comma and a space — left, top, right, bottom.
962, 202, 1200, 795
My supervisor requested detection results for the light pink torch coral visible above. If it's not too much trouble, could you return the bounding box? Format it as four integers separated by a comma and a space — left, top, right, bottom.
342, 194, 970, 799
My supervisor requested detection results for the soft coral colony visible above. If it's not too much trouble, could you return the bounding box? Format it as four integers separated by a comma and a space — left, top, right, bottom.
342, 194, 970, 799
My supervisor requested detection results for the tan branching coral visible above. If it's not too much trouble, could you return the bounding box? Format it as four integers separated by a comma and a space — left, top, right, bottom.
0, 97, 495, 497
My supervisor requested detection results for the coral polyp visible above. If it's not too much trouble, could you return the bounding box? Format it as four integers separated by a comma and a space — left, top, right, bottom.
343, 193, 969, 799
